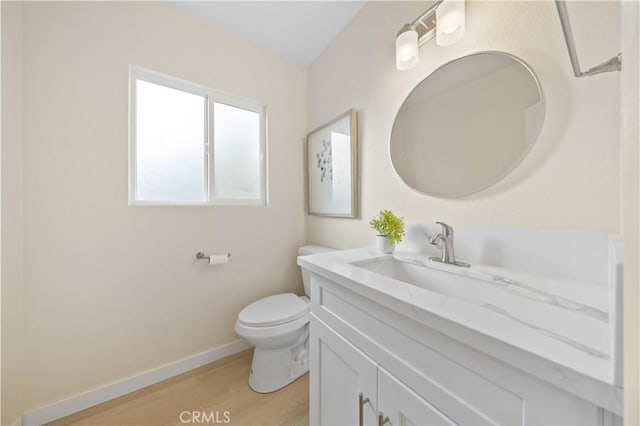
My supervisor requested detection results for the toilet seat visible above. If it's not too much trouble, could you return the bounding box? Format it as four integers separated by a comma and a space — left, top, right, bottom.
235, 313, 309, 342
238, 293, 308, 327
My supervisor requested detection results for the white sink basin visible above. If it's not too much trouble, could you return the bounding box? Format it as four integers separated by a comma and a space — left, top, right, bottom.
351, 256, 498, 304
350, 255, 610, 325
350, 253, 613, 365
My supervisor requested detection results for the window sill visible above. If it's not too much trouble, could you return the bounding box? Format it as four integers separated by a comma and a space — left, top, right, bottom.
128, 200, 267, 207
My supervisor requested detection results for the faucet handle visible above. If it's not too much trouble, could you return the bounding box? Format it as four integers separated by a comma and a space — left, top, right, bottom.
435, 221, 453, 237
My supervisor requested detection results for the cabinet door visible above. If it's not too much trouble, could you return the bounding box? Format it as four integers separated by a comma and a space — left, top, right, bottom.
378, 368, 457, 426
310, 315, 378, 426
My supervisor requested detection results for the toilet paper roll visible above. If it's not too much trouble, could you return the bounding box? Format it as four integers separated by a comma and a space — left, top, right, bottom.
208, 254, 230, 265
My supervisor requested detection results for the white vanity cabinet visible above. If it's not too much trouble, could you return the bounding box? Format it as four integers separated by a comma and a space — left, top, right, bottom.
308, 272, 620, 426
378, 366, 458, 426
311, 315, 459, 426
310, 315, 377, 426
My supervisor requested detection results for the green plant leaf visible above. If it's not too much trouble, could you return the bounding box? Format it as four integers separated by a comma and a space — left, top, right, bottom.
369, 210, 405, 245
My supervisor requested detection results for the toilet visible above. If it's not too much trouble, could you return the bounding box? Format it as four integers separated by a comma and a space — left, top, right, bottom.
234, 245, 334, 393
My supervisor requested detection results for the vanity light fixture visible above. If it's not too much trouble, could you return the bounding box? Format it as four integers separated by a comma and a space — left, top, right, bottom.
395, 0, 466, 71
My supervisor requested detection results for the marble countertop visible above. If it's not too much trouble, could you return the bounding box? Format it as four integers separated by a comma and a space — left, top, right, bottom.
298, 247, 622, 415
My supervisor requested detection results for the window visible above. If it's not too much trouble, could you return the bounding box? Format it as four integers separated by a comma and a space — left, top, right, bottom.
129, 66, 267, 205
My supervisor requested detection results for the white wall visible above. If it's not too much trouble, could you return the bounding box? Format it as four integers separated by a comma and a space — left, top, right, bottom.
1, 2, 24, 424
307, 1, 621, 249
18, 1, 307, 412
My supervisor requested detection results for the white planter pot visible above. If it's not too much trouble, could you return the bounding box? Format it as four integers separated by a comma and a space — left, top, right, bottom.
375, 235, 395, 254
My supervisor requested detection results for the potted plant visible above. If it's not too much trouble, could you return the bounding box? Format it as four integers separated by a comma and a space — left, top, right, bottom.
369, 210, 405, 254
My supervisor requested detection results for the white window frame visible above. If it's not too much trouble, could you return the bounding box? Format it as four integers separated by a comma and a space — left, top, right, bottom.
128, 65, 268, 206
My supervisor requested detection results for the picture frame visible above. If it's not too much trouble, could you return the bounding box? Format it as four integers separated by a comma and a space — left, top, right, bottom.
306, 109, 358, 217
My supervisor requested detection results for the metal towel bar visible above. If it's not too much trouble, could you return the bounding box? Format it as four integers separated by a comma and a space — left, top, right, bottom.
555, 0, 622, 77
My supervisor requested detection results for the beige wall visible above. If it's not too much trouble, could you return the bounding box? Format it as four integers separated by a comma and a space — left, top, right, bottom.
621, 0, 640, 422
18, 1, 307, 411
308, 1, 620, 249
1, 1, 24, 424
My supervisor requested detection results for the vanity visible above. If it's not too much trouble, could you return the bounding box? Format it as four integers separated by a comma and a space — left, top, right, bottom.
298, 225, 623, 425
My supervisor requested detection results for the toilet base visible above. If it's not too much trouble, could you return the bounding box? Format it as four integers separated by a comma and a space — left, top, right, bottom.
248, 332, 309, 393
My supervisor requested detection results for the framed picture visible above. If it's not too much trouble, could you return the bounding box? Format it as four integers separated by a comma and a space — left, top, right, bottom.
307, 109, 358, 217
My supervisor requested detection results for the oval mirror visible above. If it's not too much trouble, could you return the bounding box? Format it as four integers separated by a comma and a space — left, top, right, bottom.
390, 51, 544, 198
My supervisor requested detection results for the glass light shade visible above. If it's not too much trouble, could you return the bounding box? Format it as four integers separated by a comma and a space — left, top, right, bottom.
436, 0, 466, 46
395, 26, 419, 71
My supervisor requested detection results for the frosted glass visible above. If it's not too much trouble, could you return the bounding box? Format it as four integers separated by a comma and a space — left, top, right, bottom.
213, 103, 261, 200
135, 80, 206, 202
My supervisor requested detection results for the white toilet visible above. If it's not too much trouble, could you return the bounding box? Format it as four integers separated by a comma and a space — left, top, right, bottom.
234, 245, 334, 393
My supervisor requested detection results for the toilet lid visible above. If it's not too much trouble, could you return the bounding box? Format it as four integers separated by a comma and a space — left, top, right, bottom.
238, 293, 309, 327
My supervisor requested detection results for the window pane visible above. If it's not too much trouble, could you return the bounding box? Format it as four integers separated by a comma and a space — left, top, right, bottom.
135, 80, 206, 202
213, 102, 262, 200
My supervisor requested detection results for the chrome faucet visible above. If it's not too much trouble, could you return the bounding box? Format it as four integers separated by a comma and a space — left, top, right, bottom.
429, 222, 469, 267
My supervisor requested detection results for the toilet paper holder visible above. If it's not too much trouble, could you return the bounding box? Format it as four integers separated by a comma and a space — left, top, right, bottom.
196, 252, 231, 260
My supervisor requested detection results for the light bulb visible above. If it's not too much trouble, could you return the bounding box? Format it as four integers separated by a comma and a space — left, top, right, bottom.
436, 0, 465, 46
443, 25, 459, 35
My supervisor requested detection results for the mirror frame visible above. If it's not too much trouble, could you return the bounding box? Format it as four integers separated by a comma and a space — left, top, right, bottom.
390, 50, 545, 198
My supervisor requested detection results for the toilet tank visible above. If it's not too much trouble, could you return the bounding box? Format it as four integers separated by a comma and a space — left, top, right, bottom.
298, 245, 335, 296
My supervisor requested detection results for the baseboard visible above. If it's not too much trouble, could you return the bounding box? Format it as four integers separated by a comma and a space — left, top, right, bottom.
21, 339, 251, 426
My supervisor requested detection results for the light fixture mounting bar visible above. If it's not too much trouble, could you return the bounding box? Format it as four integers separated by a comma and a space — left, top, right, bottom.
411, 0, 443, 47
395, 0, 464, 71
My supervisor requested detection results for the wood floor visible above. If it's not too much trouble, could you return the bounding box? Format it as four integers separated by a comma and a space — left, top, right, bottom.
47, 350, 309, 426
